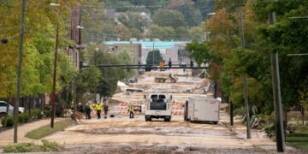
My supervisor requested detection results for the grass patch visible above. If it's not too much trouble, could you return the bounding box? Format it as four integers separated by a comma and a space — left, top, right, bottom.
3, 140, 62, 153
287, 126, 308, 150
25, 119, 74, 139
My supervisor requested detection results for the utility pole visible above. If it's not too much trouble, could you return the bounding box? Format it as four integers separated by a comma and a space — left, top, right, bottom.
239, 6, 251, 139
50, 1, 60, 128
270, 4, 285, 152
14, 0, 27, 143
152, 42, 154, 66
243, 74, 251, 139
230, 101, 234, 126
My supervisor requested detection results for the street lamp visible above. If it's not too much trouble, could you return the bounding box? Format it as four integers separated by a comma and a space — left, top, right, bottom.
50, 3, 60, 7
289, 16, 308, 19
207, 12, 216, 16
204, 12, 216, 41
50, 2, 60, 128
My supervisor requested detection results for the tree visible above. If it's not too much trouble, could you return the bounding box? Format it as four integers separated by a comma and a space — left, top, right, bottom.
176, 3, 202, 27
175, 26, 189, 40
194, 0, 214, 19
186, 42, 211, 65
152, 9, 186, 28
0, 0, 80, 105
146, 50, 163, 65
82, 45, 135, 97
148, 25, 177, 40
187, 0, 308, 122
118, 12, 150, 32
75, 66, 101, 102
189, 25, 204, 41
82, 0, 106, 43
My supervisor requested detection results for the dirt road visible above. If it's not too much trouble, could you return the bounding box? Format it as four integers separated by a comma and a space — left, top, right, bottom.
45, 114, 298, 153
43, 70, 300, 153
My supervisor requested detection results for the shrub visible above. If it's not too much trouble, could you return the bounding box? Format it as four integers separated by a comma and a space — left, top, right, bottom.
18, 113, 30, 123
3, 143, 41, 153
264, 123, 275, 138
1, 116, 6, 126
1, 115, 14, 127
41, 140, 62, 151
44, 106, 51, 117
3, 140, 62, 153
31, 109, 43, 120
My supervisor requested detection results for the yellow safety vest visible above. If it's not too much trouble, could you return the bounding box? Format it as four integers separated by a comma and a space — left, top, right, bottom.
128, 105, 134, 112
96, 103, 103, 111
90, 104, 96, 110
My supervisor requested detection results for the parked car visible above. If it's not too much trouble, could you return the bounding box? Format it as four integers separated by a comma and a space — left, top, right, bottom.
0, 101, 24, 117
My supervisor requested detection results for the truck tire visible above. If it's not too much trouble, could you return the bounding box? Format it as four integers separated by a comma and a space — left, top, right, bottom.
145, 116, 151, 121
164, 117, 171, 122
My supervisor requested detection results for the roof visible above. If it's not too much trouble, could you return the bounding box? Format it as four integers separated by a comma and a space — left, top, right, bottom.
104, 41, 189, 50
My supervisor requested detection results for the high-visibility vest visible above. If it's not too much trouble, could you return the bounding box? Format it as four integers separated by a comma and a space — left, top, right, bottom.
90, 104, 96, 110
96, 103, 103, 111
128, 105, 134, 112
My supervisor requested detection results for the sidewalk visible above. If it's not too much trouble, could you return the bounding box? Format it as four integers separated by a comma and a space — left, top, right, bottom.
0, 118, 63, 146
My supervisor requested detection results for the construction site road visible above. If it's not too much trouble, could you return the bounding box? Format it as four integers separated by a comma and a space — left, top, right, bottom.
44, 114, 299, 153
30, 70, 304, 153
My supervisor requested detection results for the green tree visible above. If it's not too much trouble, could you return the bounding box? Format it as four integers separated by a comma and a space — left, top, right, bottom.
186, 42, 211, 65
75, 66, 101, 102
189, 25, 204, 41
146, 50, 163, 65
176, 3, 202, 27
148, 25, 176, 40
188, 0, 308, 121
152, 9, 186, 28
83, 45, 135, 97
0, 0, 80, 102
118, 12, 150, 32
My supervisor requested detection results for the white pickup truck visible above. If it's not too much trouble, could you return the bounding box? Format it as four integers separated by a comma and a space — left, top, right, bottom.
144, 93, 172, 122
0, 101, 25, 117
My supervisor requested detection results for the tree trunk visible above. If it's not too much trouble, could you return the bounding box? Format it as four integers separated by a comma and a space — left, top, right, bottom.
301, 105, 305, 126
284, 109, 288, 140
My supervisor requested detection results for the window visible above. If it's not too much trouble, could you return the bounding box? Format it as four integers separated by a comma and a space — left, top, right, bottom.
0, 102, 7, 107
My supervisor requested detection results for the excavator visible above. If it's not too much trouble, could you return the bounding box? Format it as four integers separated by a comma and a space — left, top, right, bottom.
154, 74, 177, 83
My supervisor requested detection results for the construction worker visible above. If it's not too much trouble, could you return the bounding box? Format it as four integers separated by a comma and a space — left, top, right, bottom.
159, 60, 165, 71
93, 101, 102, 119
104, 102, 109, 119
168, 58, 172, 69
84, 103, 92, 119
128, 103, 134, 119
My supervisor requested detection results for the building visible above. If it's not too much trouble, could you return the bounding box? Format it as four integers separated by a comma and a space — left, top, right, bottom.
104, 41, 189, 64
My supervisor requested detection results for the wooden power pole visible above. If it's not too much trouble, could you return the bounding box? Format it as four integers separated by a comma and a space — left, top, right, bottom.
270, 1, 285, 152
14, 0, 27, 143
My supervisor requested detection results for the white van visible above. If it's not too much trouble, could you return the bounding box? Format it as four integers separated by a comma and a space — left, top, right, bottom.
144, 93, 172, 122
